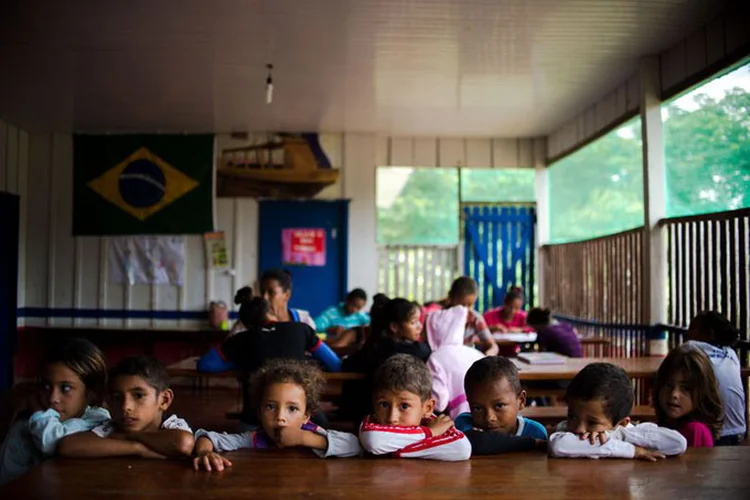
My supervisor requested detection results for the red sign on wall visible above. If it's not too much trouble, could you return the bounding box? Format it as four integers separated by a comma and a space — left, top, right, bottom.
282, 228, 326, 266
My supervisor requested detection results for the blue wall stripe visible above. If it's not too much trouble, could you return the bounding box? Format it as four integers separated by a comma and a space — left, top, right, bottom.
17, 308, 239, 320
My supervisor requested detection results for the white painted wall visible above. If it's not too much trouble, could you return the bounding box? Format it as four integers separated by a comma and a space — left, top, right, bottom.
12, 132, 537, 327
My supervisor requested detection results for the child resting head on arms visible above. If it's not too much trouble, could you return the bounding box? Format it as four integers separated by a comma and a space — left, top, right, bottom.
548, 363, 687, 461
0, 338, 109, 484
194, 359, 361, 471
685, 311, 745, 445
653, 344, 723, 447
454, 357, 547, 455
359, 354, 471, 461
56, 355, 194, 459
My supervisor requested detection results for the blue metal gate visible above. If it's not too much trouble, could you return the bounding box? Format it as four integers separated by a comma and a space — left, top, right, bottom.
463, 205, 536, 312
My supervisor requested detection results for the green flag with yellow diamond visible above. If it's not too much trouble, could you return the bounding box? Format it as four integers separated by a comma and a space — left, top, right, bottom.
73, 134, 214, 235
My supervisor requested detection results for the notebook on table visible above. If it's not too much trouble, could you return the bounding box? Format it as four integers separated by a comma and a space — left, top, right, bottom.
516, 352, 568, 365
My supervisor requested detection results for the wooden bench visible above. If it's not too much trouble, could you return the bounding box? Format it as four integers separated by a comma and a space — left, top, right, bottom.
522, 404, 656, 427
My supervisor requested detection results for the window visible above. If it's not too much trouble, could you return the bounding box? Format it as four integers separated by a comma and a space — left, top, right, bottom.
663, 62, 750, 218
548, 118, 644, 243
460, 168, 536, 203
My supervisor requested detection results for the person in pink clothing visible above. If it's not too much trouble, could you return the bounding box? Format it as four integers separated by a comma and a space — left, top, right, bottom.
425, 306, 485, 419
483, 287, 531, 333
653, 344, 724, 447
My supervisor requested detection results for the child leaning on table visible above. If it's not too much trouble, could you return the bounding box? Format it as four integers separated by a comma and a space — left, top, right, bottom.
0, 338, 110, 484
193, 359, 361, 471
56, 355, 195, 459
548, 363, 687, 461
454, 356, 548, 455
358, 354, 472, 461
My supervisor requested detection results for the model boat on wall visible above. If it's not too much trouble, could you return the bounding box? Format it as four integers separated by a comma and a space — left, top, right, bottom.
217, 133, 339, 198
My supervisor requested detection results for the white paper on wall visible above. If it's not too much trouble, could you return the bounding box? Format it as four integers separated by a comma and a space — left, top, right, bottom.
109, 236, 185, 285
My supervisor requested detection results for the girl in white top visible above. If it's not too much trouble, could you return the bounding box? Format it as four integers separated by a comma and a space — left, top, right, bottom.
686, 311, 747, 444
548, 363, 687, 460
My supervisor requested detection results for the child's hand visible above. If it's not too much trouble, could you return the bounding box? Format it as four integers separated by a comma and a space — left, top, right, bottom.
193, 451, 233, 471
274, 425, 306, 448
427, 415, 454, 437
634, 446, 666, 462
579, 430, 609, 445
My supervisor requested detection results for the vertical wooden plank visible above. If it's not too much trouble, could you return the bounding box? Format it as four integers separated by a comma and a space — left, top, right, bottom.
98, 238, 108, 327
390, 138, 414, 167
73, 239, 83, 327
695, 221, 704, 314
719, 219, 729, 318
465, 139, 492, 168
471, 209, 480, 304
710, 221, 719, 314
728, 217, 738, 328
667, 225, 674, 324
16, 130, 29, 310
481, 206, 490, 310
438, 138, 466, 168
677, 223, 686, 326
46, 135, 57, 326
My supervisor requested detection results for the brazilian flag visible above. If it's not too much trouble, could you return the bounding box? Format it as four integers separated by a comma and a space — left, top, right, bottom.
73, 135, 214, 235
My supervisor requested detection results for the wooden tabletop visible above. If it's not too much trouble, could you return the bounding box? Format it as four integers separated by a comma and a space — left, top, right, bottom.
2, 448, 748, 499
513, 356, 666, 380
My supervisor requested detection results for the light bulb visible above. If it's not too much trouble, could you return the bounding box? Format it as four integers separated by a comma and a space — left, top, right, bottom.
266, 82, 274, 104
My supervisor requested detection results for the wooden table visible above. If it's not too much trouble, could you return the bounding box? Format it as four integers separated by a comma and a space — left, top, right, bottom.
512, 356, 667, 381
3, 448, 749, 499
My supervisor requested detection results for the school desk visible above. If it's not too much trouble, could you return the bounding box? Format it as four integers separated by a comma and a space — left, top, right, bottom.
2, 448, 748, 499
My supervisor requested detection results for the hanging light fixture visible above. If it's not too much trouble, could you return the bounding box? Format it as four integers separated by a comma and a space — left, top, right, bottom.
266, 64, 274, 104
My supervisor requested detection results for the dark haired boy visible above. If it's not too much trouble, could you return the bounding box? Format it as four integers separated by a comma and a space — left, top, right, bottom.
359, 354, 471, 461
455, 357, 547, 454
548, 363, 686, 460
57, 355, 194, 459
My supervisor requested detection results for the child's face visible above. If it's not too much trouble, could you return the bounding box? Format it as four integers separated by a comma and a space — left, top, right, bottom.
458, 294, 477, 308
390, 309, 422, 342
467, 377, 525, 434
41, 362, 89, 422
508, 298, 523, 313
566, 397, 628, 435
373, 389, 434, 427
259, 382, 310, 442
658, 370, 694, 420
108, 375, 172, 433
344, 297, 366, 316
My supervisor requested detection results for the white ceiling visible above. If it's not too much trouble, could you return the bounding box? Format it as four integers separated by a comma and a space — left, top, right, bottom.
0, 0, 727, 136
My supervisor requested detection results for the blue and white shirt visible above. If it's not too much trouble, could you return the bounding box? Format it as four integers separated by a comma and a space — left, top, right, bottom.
313, 303, 370, 332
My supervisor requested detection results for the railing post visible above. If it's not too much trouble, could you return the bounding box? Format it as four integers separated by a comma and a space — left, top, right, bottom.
639, 57, 668, 348
534, 137, 548, 306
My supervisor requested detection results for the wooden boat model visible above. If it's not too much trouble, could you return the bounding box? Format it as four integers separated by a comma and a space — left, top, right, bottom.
217, 133, 339, 198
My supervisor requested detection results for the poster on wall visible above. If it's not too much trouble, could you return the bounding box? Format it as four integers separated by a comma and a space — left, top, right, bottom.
109, 236, 185, 285
282, 228, 326, 267
204, 231, 229, 270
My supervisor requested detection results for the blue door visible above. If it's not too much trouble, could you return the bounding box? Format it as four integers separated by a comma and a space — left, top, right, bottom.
463, 205, 536, 312
259, 200, 349, 319
0, 192, 20, 391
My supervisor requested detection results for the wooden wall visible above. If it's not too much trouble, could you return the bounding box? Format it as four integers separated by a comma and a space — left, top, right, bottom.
5, 130, 538, 327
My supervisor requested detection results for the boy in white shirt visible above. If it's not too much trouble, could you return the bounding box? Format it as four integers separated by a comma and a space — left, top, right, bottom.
548, 363, 687, 460
57, 355, 194, 459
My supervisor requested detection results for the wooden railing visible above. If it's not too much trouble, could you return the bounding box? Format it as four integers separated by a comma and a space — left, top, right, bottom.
377, 245, 459, 304
541, 227, 644, 324
660, 207, 750, 338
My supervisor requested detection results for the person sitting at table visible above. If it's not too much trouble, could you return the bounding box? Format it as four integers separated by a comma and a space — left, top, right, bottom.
425, 305, 484, 419
57, 355, 195, 459
193, 359, 361, 471
483, 287, 532, 333
359, 354, 472, 461
226, 286, 254, 337
0, 338, 110, 484
455, 357, 548, 455
427, 277, 499, 356
196, 297, 341, 427
653, 344, 723, 448
316, 288, 371, 349
339, 298, 430, 423
548, 363, 687, 460
526, 308, 583, 358
685, 311, 746, 446
259, 268, 316, 330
